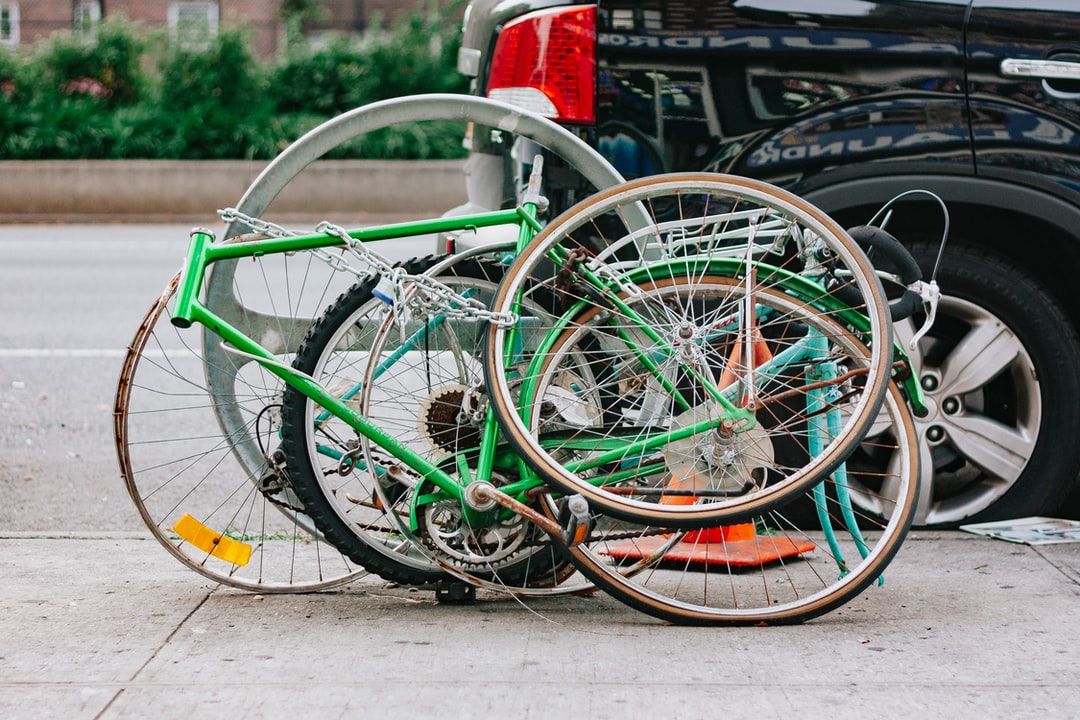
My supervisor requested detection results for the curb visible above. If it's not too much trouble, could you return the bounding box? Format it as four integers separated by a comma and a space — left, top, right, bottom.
0, 159, 467, 223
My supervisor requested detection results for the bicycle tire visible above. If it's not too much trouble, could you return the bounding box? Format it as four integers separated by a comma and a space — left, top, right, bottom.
484, 173, 895, 528
280, 256, 450, 586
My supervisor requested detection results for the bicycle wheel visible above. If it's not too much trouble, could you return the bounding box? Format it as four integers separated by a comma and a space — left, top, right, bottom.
484, 173, 896, 527
116, 275, 364, 592
282, 247, 586, 593
549, 379, 919, 625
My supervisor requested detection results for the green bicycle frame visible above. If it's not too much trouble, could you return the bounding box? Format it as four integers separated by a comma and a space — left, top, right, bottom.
173, 208, 540, 506
171, 204, 745, 511
171, 204, 925, 526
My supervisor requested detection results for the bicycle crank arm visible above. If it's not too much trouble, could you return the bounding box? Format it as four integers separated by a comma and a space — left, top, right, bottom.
466, 482, 592, 548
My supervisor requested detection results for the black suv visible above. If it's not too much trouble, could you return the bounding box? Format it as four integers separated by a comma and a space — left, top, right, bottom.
457, 0, 1080, 526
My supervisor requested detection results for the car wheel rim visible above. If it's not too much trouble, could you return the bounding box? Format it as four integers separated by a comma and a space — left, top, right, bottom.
853, 295, 1040, 525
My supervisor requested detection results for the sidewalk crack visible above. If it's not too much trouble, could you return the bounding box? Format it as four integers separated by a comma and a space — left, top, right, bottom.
1031, 546, 1080, 587
92, 585, 217, 719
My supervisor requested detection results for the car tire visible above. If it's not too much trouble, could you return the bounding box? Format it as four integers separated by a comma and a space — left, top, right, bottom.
893, 241, 1080, 526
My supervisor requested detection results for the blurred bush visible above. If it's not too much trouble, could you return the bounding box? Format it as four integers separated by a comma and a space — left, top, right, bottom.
153, 29, 279, 159
0, 2, 468, 160
37, 17, 147, 105
273, 36, 369, 115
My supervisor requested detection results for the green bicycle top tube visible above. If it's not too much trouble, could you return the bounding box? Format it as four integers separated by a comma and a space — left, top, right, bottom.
206, 209, 523, 262
171, 209, 525, 328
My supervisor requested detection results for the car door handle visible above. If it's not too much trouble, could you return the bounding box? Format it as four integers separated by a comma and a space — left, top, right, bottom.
1000, 58, 1080, 81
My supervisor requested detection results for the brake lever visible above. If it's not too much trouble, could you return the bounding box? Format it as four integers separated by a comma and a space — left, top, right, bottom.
907, 278, 941, 350
522, 154, 549, 212
866, 188, 950, 349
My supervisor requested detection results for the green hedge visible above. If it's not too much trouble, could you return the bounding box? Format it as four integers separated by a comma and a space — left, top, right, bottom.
0, 5, 469, 160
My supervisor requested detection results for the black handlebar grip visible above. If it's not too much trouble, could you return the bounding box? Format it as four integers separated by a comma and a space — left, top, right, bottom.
847, 225, 922, 286
835, 225, 924, 322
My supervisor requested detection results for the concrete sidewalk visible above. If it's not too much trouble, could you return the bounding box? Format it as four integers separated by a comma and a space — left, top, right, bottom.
2, 532, 1077, 719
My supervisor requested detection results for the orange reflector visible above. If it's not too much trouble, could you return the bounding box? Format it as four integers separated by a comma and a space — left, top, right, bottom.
172, 514, 252, 567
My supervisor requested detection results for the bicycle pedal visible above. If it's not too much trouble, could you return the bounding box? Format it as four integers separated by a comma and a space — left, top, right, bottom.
559, 494, 593, 548
434, 580, 476, 605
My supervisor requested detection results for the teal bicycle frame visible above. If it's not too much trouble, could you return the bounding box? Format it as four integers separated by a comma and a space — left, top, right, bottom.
171, 201, 925, 539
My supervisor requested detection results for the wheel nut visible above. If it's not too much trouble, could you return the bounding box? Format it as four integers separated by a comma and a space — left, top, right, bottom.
921, 375, 939, 392
942, 397, 960, 415
927, 425, 945, 443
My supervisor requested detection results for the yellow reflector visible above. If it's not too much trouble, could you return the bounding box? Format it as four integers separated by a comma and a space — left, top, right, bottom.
172, 514, 252, 567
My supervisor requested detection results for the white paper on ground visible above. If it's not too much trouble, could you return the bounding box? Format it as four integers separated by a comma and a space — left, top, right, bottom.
960, 516, 1080, 545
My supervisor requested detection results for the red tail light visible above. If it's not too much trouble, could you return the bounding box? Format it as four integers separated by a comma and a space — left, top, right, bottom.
486, 5, 597, 125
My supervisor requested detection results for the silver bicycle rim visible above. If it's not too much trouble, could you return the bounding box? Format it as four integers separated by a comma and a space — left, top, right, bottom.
489, 175, 894, 522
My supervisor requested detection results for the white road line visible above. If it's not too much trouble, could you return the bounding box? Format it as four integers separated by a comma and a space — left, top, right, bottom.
0, 348, 194, 359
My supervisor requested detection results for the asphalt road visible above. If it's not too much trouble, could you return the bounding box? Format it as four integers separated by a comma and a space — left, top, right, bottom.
0, 224, 434, 531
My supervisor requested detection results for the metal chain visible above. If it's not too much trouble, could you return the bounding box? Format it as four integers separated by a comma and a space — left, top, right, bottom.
220, 208, 369, 279
219, 208, 518, 327
317, 222, 518, 327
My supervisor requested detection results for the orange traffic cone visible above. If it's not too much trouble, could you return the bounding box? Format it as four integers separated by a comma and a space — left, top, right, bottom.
602, 327, 815, 569
601, 521, 816, 569
716, 326, 774, 399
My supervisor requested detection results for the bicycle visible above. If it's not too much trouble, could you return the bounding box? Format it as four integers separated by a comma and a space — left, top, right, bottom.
117, 95, 929, 622
280, 168, 928, 621
115, 94, 625, 591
